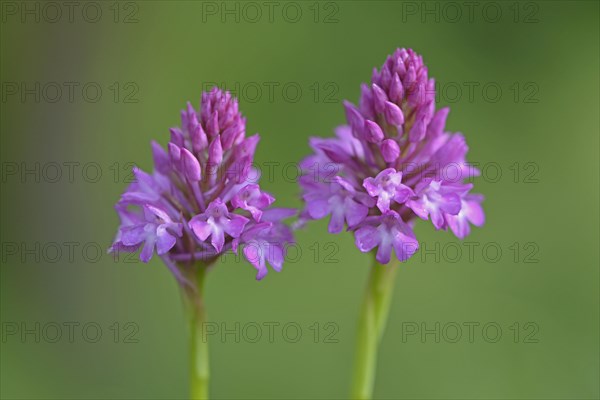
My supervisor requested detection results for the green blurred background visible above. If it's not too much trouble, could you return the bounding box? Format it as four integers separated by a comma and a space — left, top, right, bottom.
1, 1, 598, 399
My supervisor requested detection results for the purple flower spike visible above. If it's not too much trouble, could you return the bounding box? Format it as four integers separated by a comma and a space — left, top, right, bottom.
111, 87, 296, 280
298, 48, 485, 264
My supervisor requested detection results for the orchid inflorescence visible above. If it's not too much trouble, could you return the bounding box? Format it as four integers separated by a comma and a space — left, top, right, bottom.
110, 88, 295, 281
299, 48, 485, 264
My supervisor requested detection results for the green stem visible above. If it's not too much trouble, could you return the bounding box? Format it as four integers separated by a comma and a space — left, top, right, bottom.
351, 255, 399, 400
186, 265, 209, 400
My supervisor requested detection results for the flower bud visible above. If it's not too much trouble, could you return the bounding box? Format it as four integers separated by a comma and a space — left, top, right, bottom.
181, 148, 201, 181
371, 84, 387, 114
364, 120, 384, 143
384, 101, 404, 126
344, 101, 364, 137
380, 139, 400, 163
209, 136, 223, 165
389, 74, 404, 103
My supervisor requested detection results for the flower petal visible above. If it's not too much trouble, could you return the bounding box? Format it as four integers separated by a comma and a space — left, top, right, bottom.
328, 207, 345, 234
355, 226, 379, 253
223, 214, 249, 238
189, 217, 212, 241
121, 225, 147, 246
140, 236, 157, 263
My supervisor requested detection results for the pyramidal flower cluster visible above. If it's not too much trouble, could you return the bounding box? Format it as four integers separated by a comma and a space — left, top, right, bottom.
299, 48, 484, 264
111, 88, 294, 280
